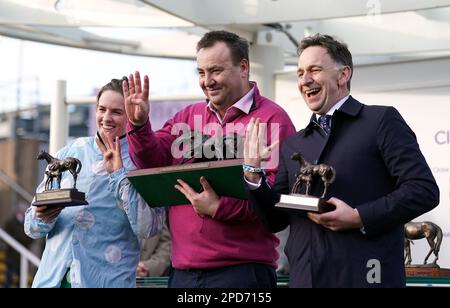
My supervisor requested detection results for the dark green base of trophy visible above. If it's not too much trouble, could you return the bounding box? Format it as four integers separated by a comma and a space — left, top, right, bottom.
33, 189, 88, 207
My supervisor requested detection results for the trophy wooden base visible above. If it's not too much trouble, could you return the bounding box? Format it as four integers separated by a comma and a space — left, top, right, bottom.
405, 266, 450, 277
275, 194, 335, 213
33, 188, 88, 207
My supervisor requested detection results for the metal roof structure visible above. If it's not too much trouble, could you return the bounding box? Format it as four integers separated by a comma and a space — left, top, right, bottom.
2, 0, 450, 65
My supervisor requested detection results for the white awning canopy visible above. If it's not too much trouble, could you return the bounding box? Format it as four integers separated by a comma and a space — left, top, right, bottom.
1, 0, 450, 63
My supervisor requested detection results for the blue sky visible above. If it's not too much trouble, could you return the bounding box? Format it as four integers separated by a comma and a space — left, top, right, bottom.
0, 36, 201, 113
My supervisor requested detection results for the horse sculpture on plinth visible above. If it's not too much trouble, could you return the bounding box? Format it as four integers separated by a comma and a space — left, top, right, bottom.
37, 150, 82, 191
291, 152, 336, 198
175, 131, 243, 164
404, 221, 442, 266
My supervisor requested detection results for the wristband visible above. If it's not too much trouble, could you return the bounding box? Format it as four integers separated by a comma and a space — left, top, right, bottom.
242, 165, 264, 174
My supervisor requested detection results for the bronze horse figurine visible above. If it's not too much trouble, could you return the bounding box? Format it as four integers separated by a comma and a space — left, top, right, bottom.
37, 150, 82, 191
404, 221, 442, 266
291, 152, 336, 198
176, 131, 243, 163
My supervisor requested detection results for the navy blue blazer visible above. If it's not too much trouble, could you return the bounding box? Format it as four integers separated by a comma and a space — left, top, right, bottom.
248, 96, 439, 287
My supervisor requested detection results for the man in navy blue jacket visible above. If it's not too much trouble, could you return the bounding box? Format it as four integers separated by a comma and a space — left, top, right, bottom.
244, 34, 439, 287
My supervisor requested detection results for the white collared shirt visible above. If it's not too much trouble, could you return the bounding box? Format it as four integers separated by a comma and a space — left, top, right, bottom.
315, 95, 350, 122
207, 85, 255, 124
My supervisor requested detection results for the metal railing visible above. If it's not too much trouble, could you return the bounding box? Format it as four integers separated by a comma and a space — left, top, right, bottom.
0, 168, 40, 288
0, 228, 40, 288
0, 169, 33, 202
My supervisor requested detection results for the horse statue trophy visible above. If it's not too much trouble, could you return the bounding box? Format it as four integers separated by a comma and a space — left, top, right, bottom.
33, 150, 88, 208
404, 221, 450, 277
175, 131, 243, 164
275, 152, 336, 213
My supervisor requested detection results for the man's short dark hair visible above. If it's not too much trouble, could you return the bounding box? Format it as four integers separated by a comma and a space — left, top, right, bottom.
298, 34, 353, 90
197, 30, 249, 66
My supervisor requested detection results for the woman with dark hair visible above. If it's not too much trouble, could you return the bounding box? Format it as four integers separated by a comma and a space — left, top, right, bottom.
24, 78, 164, 288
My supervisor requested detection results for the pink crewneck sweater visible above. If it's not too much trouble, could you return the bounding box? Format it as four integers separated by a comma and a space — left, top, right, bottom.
127, 82, 295, 269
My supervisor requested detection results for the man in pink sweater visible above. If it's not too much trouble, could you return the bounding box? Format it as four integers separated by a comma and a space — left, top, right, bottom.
124, 30, 295, 288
